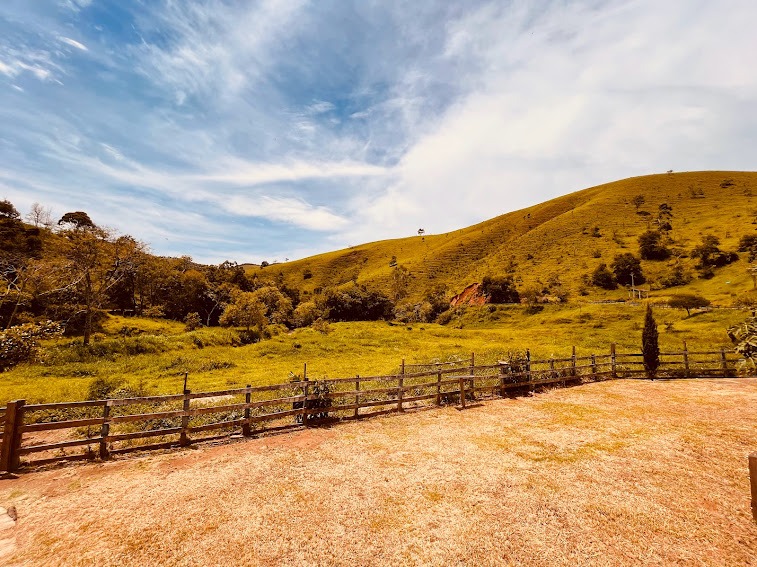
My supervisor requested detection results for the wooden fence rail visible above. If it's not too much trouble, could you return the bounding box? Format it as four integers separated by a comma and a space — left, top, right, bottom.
0, 345, 747, 476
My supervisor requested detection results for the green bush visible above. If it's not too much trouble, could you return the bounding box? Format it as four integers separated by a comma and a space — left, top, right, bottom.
0, 321, 62, 371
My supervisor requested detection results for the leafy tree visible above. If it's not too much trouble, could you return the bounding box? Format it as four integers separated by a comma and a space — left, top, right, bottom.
611, 253, 644, 286
219, 290, 266, 332
642, 304, 659, 379
184, 312, 202, 331
57, 215, 144, 344
58, 211, 95, 230
691, 235, 738, 268
321, 285, 392, 321
656, 203, 673, 231
251, 285, 293, 326
638, 230, 671, 260
292, 301, 321, 328
591, 263, 616, 290
737, 234, 757, 262
0, 199, 20, 219
668, 293, 710, 316
480, 275, 520, 303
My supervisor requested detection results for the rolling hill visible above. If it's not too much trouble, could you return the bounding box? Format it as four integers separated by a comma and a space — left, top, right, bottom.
250, 171, 757, 305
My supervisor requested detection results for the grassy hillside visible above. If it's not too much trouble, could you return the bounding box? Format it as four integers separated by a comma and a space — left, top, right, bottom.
254, 171, 757, 304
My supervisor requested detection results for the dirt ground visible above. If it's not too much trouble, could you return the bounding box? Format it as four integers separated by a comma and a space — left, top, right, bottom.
1, 378, 756, 566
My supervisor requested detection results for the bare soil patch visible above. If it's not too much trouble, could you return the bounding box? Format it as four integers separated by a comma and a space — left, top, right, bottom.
1, 378, 756, 566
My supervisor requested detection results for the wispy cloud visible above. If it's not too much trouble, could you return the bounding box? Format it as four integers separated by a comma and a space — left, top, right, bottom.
59, 36, 88, 51
1, 0, 756, 263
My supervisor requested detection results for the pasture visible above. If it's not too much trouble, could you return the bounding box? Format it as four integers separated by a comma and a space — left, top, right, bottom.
0, 304, 748, 404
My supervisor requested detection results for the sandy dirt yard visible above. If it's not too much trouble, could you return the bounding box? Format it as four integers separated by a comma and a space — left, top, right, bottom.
1, 378, 756, 566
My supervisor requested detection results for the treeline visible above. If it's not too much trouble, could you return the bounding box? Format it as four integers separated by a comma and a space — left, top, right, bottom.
0, 199, 459, 353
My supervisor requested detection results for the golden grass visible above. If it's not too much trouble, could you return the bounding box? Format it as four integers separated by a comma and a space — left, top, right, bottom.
1, 378, 755, 566
0, 304, 749, 404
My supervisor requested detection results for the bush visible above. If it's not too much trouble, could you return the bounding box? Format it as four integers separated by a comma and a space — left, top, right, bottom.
0, 321, 63, 372
658, 265, 692, 288
591, 263, 616, 290
480, 276, 520, 304
184, 312, 202, 331
638, 231, 671, 260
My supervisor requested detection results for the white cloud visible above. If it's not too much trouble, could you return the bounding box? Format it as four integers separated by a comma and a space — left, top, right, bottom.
222, 195, 349, 231
59, 36, 88, 51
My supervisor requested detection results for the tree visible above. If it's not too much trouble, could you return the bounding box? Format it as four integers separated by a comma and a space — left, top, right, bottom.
656, 203, 673, 231
480, 275, 520, 303
638, 230, 670, 260
667, 293, 710, 316
631, 194, 645, 211
611, 253, 644, 286
0, 200, 20, 219
642, 304, 660, 379
591, 263, 616, 290
737, 234, 757, 261
58, 211, 95, 230
691, 235, 737, 268
26, 202, 52, 228
219, 290, 266, 332
57, 214, 143, 344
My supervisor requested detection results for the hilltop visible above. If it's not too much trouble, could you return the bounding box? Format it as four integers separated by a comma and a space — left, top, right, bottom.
256, 171, 757, 305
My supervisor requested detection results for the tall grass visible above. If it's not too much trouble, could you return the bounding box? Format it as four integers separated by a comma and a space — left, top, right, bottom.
0, 305, 747, 404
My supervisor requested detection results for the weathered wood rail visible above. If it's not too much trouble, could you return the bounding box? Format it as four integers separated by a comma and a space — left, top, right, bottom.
0, 345, 746, 476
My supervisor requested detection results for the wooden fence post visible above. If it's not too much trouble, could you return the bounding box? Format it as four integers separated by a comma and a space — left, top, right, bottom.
526, 349, 532, 383
459, 375, 466, 409
397, 375, 404, 412
400, 359, 405, 376
750, 452, 757, 522
242, 385, 252, 437
683, 341, 690, 378
99, 401, 111, 461
179, 389, 191, 446
436, 372, 442, 405
469, 352, 475, 401
591, 354, 597, 378
0, 400, 25, 475
720, 348, 729, 377
354, 375, 360, 419
302, 378, 309, 428
571, 346, 576, 377
610, 343, 617, 378
499, 364, 506, 398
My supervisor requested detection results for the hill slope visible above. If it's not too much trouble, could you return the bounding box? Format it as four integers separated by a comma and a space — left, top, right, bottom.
253, 171, 757, 304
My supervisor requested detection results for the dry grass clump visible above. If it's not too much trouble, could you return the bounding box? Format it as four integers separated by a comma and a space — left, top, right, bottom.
1, 378, 755, 566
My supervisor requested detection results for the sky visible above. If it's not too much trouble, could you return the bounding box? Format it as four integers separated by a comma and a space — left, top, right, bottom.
1, 0, 756, 264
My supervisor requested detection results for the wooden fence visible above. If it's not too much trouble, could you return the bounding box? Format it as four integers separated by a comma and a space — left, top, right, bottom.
0, 345, 746, 476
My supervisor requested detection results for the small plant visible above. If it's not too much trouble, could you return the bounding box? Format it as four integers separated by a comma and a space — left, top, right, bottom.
184, 312, 202, 331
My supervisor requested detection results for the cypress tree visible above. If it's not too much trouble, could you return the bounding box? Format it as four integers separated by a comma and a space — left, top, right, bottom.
642, 304, 660, 379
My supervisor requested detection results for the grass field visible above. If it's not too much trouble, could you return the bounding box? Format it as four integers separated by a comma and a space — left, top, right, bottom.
0, 305, 749, 404
1, 378, 754, 565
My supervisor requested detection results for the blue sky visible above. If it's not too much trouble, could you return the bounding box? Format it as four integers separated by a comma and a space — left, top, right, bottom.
1, 1, 755, 264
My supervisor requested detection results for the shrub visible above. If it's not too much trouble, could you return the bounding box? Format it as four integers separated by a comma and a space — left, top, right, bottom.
591, 263, 616, 290
737, 234, 757, 261
293, 301, 321, 328
0, 321, 62, 372
638, 231, 671, 260
480, 276, 520, 304
658, 265, 692, 288
184, 312, 202, 331
691, 235, 738, 268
